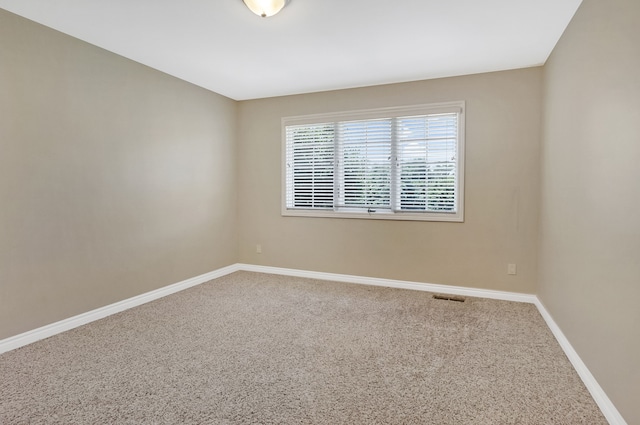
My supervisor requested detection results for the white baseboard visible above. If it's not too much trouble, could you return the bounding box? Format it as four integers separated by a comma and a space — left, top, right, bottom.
533, 298, 627, 425
0, 263, 625, 424
237, 263, 537, 303
0, 264, 240, 355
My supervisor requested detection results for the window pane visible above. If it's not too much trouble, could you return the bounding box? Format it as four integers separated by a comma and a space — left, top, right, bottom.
286, 124, 334, 209
397, 114, 457, 212
337, 119, 392, 209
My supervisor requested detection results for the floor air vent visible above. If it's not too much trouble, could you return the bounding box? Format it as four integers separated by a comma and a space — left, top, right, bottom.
433, 294, 466, 302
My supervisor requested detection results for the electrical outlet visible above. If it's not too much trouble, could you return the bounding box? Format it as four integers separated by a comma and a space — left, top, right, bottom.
507, 263, 517, 275
256, 244, 262, 254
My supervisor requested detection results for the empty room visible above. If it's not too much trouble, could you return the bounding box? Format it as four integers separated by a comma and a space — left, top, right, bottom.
0, 0, 638, 424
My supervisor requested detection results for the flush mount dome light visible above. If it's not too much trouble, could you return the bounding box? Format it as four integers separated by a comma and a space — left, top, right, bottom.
242, 0, 288, 17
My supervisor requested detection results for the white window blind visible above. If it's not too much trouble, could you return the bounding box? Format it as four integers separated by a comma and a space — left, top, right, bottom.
285, 123, 334, 209
396, 114, 458, 212
338, 119, 392, 210
283, 102, 465, 222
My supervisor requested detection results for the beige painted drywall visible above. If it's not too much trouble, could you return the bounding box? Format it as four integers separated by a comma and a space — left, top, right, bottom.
237, 68, 542, 293
539, 0, 640, 422
0, 10, 238, 340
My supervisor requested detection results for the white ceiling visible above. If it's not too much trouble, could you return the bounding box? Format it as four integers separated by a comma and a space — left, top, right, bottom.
0, 0, 582, 100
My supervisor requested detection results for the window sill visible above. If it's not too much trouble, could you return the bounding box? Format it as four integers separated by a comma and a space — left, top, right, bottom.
281, 208, 464, 222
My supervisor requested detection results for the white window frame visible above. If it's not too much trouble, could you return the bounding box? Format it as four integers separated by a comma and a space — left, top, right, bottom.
281, 101, 465, 222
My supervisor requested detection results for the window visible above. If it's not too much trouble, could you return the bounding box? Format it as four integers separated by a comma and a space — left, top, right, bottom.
283, 102, 465, 222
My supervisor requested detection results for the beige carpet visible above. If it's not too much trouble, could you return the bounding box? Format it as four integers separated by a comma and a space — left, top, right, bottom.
0, 271, 606, 424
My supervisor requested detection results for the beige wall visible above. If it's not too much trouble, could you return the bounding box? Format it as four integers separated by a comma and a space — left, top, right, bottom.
0, 10, 238, 339
539, 0, 640, 423
237, 68, 542, 293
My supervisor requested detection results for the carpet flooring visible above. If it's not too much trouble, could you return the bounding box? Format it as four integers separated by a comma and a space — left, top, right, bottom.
0, 271, 607, 424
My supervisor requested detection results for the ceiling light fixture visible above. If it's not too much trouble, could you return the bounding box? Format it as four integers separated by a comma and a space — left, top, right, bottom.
242, 0, 288, 18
